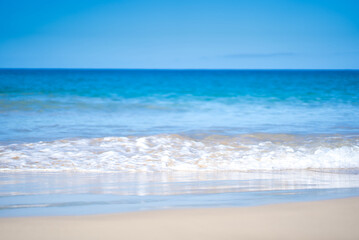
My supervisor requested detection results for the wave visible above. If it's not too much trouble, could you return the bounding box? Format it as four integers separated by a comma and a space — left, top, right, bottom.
1, 134, 358, 172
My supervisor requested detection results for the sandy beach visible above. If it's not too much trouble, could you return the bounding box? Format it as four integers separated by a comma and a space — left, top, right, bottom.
1, 0, 359, 237
1, 197, 358, 240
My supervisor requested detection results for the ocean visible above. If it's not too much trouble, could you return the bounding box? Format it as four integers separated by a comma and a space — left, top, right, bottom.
1, 69, 359, 216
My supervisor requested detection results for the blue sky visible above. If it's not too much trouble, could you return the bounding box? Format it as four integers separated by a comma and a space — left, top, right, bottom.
1, 0, 359, 69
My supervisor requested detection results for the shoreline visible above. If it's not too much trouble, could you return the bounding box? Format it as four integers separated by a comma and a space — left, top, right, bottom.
2, 171, 359, 217
1, 197, 359, 240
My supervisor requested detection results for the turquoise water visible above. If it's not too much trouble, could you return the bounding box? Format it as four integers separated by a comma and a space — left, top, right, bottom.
1, 69, 359, 143
0, 69, 359, 172
1, 69, 359, 216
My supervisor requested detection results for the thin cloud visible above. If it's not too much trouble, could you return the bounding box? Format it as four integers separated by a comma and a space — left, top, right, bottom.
330, 51, 359, 56
223, 52, 295, 58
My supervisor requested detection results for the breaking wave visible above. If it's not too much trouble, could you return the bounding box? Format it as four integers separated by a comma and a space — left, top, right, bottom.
1, 134, 359, 172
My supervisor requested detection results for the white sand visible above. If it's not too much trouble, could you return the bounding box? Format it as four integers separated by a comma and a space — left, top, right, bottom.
1, 197, 359, 240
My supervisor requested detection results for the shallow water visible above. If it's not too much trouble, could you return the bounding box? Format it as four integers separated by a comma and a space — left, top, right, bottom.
1, 171, 359, 217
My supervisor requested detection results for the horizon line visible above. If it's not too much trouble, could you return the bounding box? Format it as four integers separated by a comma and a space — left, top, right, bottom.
1, 68, 359, 71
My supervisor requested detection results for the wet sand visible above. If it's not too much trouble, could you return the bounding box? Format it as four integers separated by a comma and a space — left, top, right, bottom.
1, 197, 359, 240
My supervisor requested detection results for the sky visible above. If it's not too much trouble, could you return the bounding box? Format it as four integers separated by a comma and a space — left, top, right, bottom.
0, 0, 359, 69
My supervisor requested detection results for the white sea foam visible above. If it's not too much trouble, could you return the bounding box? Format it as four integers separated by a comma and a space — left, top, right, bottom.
0, 134, 358, 172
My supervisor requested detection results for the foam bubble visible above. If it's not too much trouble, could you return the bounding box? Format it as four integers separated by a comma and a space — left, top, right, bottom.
0, 134, 358, 172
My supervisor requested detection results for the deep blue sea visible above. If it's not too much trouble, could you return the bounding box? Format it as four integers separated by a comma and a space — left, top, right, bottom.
0, 69, 359, 171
